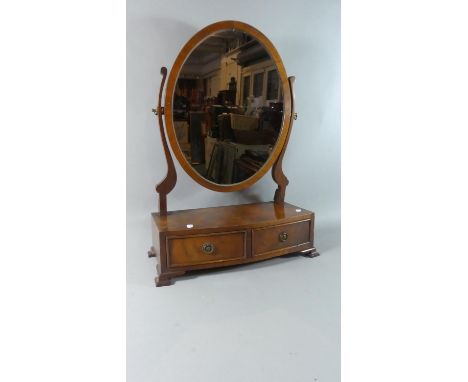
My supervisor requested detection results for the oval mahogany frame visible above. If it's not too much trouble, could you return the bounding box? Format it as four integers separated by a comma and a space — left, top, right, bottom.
164, 20, 291, 192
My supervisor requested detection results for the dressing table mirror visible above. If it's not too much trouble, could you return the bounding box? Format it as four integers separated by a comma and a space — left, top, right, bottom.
148, 20, 318, 286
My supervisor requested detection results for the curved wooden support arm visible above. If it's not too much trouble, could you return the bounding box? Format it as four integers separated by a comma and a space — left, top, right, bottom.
155, 67, 177, 214
272, 76, 295, 204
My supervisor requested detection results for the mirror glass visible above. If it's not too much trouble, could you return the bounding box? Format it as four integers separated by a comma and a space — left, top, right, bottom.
173, 29, 284, 185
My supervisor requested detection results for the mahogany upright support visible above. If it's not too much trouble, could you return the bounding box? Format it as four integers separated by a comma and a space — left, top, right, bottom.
154, 67, 177, 215
272, 76, 295, 204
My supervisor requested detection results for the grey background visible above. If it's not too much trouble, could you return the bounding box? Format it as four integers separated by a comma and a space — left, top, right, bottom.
127, 0, 340, 380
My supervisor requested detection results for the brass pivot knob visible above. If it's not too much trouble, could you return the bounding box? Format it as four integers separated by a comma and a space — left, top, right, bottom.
279, 232, 288, 242
202, 243, 215, 254
152, 107, 165, 116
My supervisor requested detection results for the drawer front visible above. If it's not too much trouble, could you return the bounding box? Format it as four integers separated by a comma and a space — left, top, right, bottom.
252, 220, 311, 256
167, 231, 246, 267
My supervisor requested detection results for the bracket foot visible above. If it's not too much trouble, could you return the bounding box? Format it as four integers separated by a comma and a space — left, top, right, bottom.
301, 247, 320, 258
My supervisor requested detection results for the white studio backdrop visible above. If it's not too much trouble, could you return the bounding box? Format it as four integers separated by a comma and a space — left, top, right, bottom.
127, 0, 340, 285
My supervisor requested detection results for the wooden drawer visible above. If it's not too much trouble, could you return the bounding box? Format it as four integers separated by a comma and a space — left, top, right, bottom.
167, 231, 246, 268
252, 220, 311, 256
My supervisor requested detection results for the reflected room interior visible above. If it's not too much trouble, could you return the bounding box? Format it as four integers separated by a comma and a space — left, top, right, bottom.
173, 30, 283, 185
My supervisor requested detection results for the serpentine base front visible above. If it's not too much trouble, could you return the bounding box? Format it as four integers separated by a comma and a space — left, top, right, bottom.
149, 201, 317, 286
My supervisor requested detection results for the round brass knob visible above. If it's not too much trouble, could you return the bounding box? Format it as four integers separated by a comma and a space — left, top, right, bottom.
279, 232, 288, 242
202, 243, 215, 254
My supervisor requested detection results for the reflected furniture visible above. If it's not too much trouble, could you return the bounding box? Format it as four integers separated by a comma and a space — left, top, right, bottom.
148, 20, 318, 286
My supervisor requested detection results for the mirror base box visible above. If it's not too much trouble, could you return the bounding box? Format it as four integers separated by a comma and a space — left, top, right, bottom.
150, 202, 317, 286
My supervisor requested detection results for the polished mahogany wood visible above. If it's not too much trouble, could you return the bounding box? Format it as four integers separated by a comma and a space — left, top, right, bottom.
155, 66, 177, 214
151, 202, 316, 286
164, 20, 292, 192
273, 76, 295, 203
153, 202, 312, 234
168, 231, 247, 267
252, 219, 311, 256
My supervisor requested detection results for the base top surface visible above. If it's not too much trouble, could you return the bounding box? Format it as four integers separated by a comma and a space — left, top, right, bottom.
152, 202, 312, 233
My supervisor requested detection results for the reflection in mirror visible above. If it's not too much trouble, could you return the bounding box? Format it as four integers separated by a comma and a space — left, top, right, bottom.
173, 29, 283, 185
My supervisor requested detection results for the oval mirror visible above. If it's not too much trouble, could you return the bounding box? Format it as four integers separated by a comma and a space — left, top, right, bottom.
164, 21, 292, 192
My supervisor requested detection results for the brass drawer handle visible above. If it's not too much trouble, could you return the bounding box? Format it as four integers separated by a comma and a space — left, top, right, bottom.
279, 232, 288, 242
202, 243, 215, 254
